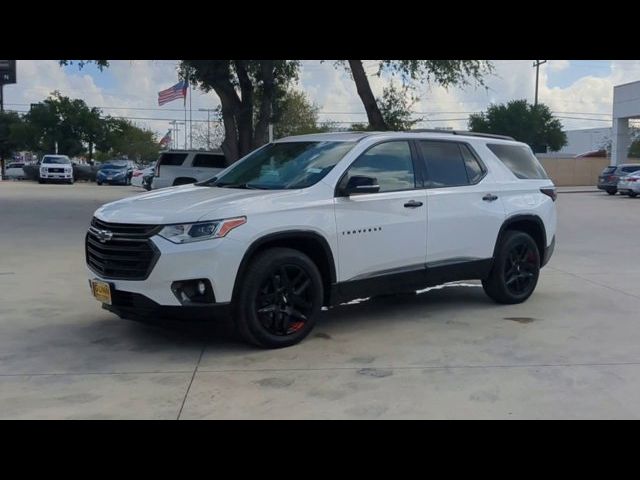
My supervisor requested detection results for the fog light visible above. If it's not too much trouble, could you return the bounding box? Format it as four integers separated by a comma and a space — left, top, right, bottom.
171, 279, 215, 305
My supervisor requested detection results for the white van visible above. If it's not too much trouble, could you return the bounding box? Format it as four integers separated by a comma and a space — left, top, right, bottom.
151, 150, 227, 190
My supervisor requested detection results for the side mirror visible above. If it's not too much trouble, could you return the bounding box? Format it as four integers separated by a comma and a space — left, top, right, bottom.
342, 175, 380, 196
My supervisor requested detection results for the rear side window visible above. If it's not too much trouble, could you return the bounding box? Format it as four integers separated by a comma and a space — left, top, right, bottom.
192, 153, 226, 168
419, 141, 473, 187
487, 144, 548, 179
158, 153, 188, 166
621, 166, 640, 173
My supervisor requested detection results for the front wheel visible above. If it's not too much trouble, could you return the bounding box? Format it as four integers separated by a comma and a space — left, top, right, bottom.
607, 188, 617, 195
629, 191, 638, 198
234, 248, 323, 348
483, 231, 540, 304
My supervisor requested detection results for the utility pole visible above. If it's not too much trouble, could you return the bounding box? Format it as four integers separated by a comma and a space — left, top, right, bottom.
533, 60, 547, 106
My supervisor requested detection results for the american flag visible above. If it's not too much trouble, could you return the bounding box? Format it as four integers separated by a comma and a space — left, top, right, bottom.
159, 130, 172, 148
158, 80, 188, 106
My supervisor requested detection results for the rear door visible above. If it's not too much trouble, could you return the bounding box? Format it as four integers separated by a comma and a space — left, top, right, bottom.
417, 140, 505, 264
191, 153, 227, 181
156, 152, 188, 185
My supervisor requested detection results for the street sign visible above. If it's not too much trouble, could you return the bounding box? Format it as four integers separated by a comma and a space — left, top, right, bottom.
0, 60, 17, 85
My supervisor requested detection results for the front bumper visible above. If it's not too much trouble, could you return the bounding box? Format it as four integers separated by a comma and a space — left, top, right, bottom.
98, 175, 127, 184
87, 234, 246, 306
103, 288, 231, 321
41, 172, 73, 180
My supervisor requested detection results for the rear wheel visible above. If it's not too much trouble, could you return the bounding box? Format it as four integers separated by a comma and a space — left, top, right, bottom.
234, 248, 323, 348
483, 231, 540, 304
607, 188, 617, 195
629, 191, 638, 198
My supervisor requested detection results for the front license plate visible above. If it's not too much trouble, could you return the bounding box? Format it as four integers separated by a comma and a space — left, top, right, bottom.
90, 279, 112, 305
107, 176, 113, 180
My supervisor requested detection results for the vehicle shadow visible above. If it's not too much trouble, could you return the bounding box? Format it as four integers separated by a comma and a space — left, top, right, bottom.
125, 282, 494, 350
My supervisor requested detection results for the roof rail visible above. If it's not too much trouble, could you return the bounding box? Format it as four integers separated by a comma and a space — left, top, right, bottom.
409, 129, 515, 141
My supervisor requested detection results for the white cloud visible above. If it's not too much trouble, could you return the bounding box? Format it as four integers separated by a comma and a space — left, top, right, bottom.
6, 59, 640, 139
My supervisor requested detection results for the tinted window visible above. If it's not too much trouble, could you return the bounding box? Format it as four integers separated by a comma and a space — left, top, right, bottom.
460, 144, 485, 183
342, 141, 415, 193
419, 141, 469, 187
192, 153, 226, 168
158, 152, 188, 166
621, 166, 640, 173
487, 144, 548, 179
210, 141, 355, 190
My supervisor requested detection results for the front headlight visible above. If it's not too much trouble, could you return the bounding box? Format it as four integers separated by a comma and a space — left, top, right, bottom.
158, 217, 246, 244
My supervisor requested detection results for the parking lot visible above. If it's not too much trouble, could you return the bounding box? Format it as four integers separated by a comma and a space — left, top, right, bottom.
1, 181, 640, 419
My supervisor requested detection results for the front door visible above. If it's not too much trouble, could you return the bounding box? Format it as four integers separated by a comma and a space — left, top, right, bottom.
334, 141, 428, 282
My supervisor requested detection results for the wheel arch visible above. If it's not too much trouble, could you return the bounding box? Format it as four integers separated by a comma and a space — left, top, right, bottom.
494, 214, 547, 263
232, 230, 337, 306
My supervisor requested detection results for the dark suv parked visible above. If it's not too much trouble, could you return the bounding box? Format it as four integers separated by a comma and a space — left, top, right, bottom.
597, 164, 640, 195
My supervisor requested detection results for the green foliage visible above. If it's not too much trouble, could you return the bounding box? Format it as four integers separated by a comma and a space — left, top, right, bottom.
469, 100, 567, 152
59, 60, 110, 70
377, 84, 422, 131
0, 112, 25, 159
271, 89, 324, 138
378, 60, 493, 89
96, 117, 158, 162
629, 138, 640, 158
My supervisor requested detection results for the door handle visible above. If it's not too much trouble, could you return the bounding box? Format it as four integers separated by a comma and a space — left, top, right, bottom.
482, 194, 498, 202
404, 200, 424, 208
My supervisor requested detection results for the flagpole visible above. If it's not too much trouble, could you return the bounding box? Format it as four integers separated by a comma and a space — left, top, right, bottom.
184, 85, 187, 150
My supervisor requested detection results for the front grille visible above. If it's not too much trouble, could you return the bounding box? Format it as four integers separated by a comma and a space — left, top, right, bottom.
48, 168, 65, 173
86, 218, 161, 280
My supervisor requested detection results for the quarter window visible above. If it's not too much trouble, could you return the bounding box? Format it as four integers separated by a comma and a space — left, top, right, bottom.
192, 154, 226, 168
487, 143, 548, 180
158, 153, 187, 166
341, 141, 415, 193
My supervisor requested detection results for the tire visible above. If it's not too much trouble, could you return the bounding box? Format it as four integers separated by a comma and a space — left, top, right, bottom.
482, 230, 541, 305
38, 179, 44, 184
607, 188, 617, 195
234, 247, 323, 348
629, 192, 637, 198
97, 181, 102, 186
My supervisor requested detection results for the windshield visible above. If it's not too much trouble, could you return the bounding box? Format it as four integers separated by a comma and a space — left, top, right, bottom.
206, 141, 355, 190
42, 156, 71, 165
100, 162, 128, 170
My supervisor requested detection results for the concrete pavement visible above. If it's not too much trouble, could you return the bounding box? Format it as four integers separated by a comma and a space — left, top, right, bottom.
1, 182, 639, 418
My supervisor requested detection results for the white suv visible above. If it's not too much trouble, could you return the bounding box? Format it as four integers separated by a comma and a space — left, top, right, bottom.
86, 131, 557, 348
151, 150, 226, 189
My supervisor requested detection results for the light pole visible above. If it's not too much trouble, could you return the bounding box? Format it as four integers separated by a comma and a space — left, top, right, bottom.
198, 108, 216, 150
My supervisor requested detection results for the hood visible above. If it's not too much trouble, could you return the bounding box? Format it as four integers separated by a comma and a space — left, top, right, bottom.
94, 184, 296, 224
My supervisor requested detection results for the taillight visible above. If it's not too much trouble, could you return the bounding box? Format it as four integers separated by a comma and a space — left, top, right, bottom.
628, 178, 638, 183
540, 187, 557, 202
133, 171, 142, 177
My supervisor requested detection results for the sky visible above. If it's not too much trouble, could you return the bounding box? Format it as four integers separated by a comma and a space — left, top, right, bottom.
3, 60, 639, 145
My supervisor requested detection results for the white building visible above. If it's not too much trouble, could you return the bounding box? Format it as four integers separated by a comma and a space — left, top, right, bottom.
553, 127, 612, 157
612, 80, 640, 165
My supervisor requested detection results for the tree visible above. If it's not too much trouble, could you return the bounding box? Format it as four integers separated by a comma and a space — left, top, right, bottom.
270, 89, 325, 139
63, 60, 301, 164
96, 117, 158, 162
336, 60, 493, 130
469, 99, 567, 153
0, 112, 25, 173
348, 84, 422, 131
180, 60, 300, 164
20, 91, 99, 157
